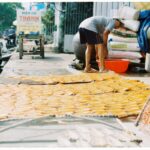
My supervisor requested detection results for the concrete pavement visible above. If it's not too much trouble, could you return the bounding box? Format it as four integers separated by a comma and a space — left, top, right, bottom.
0, 46, 150, 147
1, 50, 79, 76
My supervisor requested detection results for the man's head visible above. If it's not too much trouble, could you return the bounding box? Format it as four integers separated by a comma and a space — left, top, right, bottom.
114, 19, 124, 29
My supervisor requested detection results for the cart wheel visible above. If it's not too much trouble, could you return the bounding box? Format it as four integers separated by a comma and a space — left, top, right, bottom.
40, 45, 44, 58
40, 37, 45, 59
19, 37, 23, 59
19, 50, 23, 59
41, 50, 44, 59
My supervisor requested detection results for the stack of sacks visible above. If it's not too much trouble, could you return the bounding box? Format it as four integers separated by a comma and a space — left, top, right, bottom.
108, 6, 143, 63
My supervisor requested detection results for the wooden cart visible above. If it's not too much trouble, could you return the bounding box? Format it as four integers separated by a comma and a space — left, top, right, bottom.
18, 34, 45, 59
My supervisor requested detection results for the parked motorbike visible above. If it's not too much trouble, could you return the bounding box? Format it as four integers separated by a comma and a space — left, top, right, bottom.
0, 42, 3, 73
3, 28, 16, 49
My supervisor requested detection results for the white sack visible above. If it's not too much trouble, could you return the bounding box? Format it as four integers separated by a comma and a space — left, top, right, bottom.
109, 41, 140, 52
108, 33, 138, 43
118, 6, 139, 20
108, 51, 142, 59
121, 20, 140, 32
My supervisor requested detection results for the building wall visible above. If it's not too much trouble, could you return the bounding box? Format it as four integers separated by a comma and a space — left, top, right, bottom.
93, 2, 134, 17
63, 2, 93, 53
63, 2, 135, 53
54, 2, 63, 50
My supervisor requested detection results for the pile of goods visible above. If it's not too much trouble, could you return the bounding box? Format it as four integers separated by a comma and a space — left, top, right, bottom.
108, 6, 142, 64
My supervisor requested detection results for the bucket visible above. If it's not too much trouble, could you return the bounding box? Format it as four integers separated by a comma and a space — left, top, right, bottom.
97, 59, 130, 73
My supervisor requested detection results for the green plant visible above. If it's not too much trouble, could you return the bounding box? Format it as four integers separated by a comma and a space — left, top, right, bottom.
0, 3, 22, 32
42, 8, 55, 32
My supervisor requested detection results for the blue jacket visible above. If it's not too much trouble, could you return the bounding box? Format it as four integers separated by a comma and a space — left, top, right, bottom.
138, 10, 150, 53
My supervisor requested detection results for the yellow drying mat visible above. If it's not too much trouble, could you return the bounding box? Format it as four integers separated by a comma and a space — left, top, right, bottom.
0, 73, 150, 120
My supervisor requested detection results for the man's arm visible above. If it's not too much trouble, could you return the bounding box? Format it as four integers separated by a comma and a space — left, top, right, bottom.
97, 30, 110, 73
103, 29, 110, 46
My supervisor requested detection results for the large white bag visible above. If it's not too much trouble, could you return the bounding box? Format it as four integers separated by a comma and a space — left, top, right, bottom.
121, 20, 140, 32
108, 51, 142, 59
109, 41, 140, 52
118, 6, 139, 20
108, 33, 138, 43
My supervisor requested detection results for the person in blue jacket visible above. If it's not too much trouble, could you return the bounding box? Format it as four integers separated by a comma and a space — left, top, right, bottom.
138, 10, 150, 53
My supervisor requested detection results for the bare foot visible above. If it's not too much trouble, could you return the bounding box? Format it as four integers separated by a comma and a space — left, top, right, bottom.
99, 68, 108, 73
84, 67, 98, 73
99, 69, 115, 73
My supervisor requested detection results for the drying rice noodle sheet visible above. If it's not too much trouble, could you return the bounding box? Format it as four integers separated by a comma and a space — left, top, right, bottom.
13, 74, 95, 84
14, 73, 119, 84
0, 73, 150, 119
55, 74, 94, 84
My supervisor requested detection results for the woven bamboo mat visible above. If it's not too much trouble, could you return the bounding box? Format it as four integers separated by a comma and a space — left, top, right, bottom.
0, 73, 150, 120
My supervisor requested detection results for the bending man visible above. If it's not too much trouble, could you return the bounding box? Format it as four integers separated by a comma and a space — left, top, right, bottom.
78, 16, 122, 73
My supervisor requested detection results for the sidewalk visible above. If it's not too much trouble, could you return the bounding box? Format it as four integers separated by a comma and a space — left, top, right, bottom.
1, 50, 79, 77
0, 48, 150, 147
1, 48, 150, 85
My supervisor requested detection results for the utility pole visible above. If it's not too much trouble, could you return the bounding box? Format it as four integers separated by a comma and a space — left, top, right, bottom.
54, 2, 63, 52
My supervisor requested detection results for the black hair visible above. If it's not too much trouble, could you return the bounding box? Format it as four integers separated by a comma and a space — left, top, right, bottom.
115, 19, 124, 26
